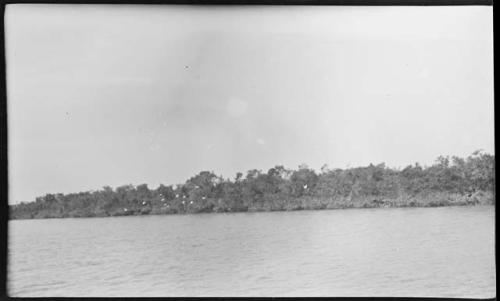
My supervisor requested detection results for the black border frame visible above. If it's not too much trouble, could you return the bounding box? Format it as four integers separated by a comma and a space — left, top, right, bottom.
0, 1, 495, 301
0, 0, 495, 4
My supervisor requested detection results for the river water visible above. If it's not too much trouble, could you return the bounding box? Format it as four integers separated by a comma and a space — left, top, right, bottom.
8, 206, 496, 297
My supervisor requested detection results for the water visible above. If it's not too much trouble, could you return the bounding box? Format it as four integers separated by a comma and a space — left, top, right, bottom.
8, 206, 496, 297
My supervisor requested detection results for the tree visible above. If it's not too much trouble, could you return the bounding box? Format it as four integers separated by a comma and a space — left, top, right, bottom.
289, 165, 318, 197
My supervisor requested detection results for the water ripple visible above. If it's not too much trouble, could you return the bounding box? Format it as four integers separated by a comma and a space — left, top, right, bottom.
8, 206, 496, 297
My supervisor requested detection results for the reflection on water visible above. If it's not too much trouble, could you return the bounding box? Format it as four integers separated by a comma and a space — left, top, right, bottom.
8, 206, 496, 297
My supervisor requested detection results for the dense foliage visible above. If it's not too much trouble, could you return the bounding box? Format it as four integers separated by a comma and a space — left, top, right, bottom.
10, 151, 495, 219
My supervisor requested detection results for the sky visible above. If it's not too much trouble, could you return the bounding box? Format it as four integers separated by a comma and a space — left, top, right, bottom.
6, 5, 494, 204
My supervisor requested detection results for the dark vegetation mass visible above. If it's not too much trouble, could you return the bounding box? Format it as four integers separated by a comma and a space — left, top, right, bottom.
10, 151, 495, 219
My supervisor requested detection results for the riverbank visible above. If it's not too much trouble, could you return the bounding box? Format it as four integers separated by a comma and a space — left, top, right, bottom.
9, 152, 495, 220
10, 190, 494, 220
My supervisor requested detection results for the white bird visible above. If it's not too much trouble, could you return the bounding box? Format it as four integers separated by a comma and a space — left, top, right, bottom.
190, 201, 193, 204
202, 196, 206, 200
175, 194, 179, 198
303, 184, 308, 189
142, 201, 146, 205
124, 208, 128, 212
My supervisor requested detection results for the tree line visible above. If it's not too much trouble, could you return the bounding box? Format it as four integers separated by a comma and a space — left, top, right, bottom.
10, 151, 495, 219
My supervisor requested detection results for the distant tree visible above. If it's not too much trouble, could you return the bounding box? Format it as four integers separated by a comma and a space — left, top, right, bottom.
9, 151, 495, 220
289, 165, 318, 197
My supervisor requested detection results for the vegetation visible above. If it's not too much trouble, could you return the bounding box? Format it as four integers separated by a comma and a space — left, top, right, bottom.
10, 151, 495, 219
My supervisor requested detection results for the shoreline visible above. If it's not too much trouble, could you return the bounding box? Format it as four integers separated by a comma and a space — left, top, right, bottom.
9, 204, 495, 221
10, 191, 494, 220
9, 152, 495, 221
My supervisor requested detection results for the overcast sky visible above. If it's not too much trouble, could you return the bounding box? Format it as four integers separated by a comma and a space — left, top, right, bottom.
6, 5, 493, 204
